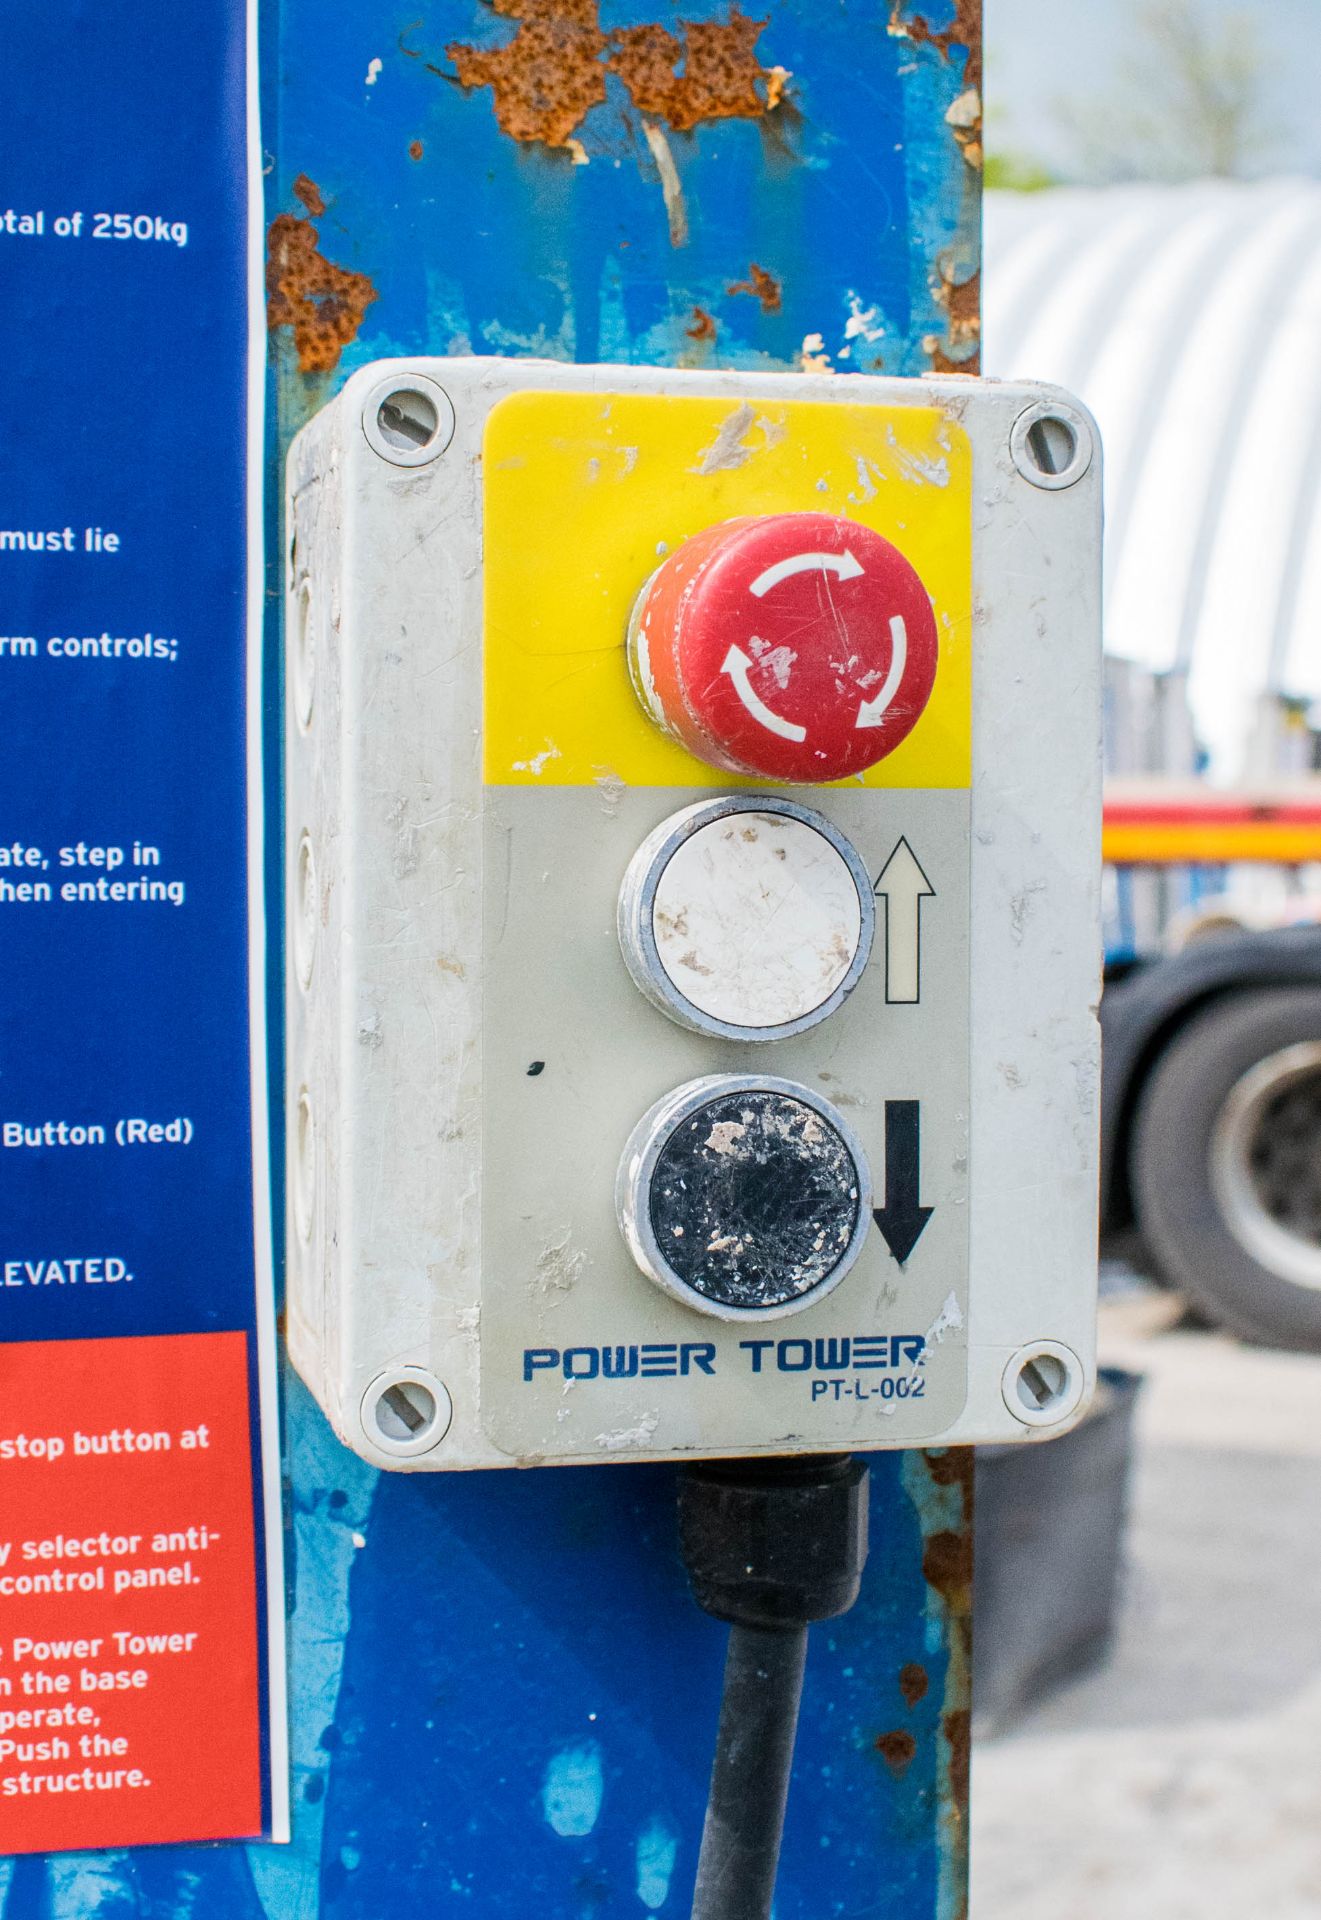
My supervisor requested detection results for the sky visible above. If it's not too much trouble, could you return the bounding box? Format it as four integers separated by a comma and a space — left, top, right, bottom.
987, 0, 1321, 181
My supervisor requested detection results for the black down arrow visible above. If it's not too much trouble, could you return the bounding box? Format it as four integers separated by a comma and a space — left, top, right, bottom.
873, 1101, 933, 1265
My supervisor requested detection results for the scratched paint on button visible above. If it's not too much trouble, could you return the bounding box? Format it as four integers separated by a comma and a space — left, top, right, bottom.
627, 510, 942, 783
652, 812, 864, 1029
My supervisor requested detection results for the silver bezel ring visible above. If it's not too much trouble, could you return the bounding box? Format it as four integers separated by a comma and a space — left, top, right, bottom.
617, 796, 875, 1043
615, 1074, 874, 1322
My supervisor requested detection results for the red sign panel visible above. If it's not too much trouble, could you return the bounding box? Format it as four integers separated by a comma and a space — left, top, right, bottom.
0, 1332, 262, 1854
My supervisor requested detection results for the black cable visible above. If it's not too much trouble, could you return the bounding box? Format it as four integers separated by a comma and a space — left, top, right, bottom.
690, 1621, 808, 1920
678, 1456, 869, 1920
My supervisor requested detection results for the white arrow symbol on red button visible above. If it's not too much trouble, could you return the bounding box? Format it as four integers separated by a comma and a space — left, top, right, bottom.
856, 616, 908, 730
720, 646, 808, 742
749, 549, 866, 598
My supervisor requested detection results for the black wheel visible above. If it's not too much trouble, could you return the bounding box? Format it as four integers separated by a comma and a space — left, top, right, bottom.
1131, 988, 1321, 1351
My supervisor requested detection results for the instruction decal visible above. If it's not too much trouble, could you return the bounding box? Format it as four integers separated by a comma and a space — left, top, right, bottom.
0, 1335, 261, 1852
0, 0, 286, 1852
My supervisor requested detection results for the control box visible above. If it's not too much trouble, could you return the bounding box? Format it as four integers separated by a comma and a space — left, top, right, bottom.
285, 361, 1102, 1470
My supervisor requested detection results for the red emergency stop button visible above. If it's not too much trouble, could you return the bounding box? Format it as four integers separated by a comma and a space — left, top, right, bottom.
627, 513, 939, 782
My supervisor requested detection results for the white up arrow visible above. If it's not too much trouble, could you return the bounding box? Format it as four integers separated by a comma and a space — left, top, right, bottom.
875, 837, 934, 1004
856, 616, 908, 730
749, 549, 865, 597
720, 646, 807, 741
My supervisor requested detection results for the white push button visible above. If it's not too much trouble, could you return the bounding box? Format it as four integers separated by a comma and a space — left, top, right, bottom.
618, 796, 874, 1041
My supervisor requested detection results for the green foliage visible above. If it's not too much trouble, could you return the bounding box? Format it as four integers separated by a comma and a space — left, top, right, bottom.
984, 151, 1058, 193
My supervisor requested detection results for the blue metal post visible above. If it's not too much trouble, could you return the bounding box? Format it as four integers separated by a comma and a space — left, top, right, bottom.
1, 4, 979, 1912
263, 8, 980, 1915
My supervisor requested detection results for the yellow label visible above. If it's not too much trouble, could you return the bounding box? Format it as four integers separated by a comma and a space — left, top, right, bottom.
482, 390, 972, 789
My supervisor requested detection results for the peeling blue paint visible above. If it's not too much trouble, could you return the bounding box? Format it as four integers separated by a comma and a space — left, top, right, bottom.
543, 1745, 606, 1839
46, 1857, 135, 1919
635, 1819, 679, 1910
247, 1376, 379, 1920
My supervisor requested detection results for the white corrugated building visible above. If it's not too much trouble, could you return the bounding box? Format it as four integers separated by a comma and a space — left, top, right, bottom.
984, 180, 1321, 780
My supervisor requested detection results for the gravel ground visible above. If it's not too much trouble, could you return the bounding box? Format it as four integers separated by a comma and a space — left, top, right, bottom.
970, 1285, 1321, 1919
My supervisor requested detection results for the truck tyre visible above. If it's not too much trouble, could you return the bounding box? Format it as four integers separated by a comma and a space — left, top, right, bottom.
1131, 988, 1321, 1351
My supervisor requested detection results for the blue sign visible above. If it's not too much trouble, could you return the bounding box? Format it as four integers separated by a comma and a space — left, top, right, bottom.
0, 0, 284, 1856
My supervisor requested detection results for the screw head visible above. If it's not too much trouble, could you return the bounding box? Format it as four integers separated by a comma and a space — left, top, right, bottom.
1010, 400, 1094, 491
360, 1367, 454, 1458
360, 373, 456, 468
1001, 1341, 1086, 1428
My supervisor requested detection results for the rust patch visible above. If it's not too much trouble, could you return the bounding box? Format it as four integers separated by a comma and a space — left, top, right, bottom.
605, 21, 683, 118
609, 12, 775, 135
937, 264, 980, 343
408, 138, 425, 161
921, 1526, 973, 1612
875, 1728, 917, 1775
267, 210, 378, 375
445, 4, 785, 150
292, 173, 326, 217
887, 0, 981, 92
926, 339, 980, 376
898, 1661, 929, 1708
727, 261, 782, 312
921, 1446, 974, 1497
488, 0, 600, 19
898, 1453, 974, 1916
447, 11, 608, 149
943, 1706, 971, 1814
905, 1446, 972, 1911
931, 262, 980, 369
686, 305, 717, 341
